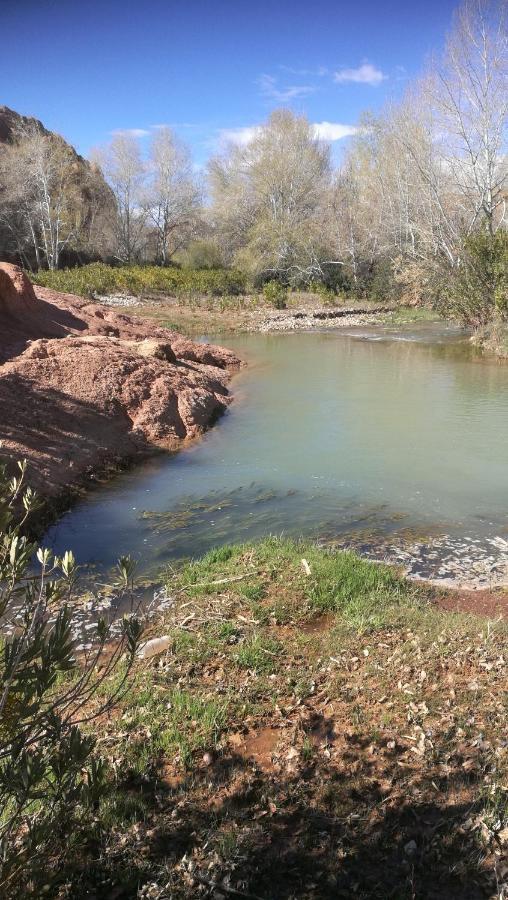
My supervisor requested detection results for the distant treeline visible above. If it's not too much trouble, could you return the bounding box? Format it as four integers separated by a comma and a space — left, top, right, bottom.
1, 0, 507, 327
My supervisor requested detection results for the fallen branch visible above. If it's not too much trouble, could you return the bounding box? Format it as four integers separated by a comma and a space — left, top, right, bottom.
183, 572, 259, 590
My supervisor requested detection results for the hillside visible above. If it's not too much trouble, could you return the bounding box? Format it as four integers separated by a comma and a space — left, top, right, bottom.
0, 105, 116, 266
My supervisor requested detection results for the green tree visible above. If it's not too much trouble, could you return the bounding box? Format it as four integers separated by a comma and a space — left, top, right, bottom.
437, 229, 508, 326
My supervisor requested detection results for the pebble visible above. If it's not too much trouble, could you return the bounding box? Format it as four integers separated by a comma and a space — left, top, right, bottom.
404, 840, 418, 856
259, 311, 385, 332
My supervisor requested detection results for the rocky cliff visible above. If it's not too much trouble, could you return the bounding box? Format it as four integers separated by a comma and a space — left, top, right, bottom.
0, 105, 116, 266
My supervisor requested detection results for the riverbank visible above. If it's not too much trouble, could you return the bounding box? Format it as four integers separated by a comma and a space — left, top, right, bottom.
473, 322, 508, 359
0, 265, 242, 529
99, 291, 508, 358
102, 291, 433, 335
48, 537, 508, 899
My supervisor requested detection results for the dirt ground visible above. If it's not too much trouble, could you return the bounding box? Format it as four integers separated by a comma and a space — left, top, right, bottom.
51, 540, 508, 900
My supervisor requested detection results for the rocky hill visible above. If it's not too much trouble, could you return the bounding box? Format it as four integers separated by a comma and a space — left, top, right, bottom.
0, 106, 116, 266
0, 106, 52, 143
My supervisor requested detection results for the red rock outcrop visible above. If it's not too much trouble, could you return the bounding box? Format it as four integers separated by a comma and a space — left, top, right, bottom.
0, 264, 242, 510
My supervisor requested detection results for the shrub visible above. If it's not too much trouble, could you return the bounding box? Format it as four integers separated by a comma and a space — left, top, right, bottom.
31, 263, 248, 300
392, 257, 434, 307
436, 230, 508, 327
320, 263, 353, 297
310, 280, 342, 305
177, 239, 225, 270
361, 257, 396, 302
0, 456, 142, 896
263, 280, 288, 309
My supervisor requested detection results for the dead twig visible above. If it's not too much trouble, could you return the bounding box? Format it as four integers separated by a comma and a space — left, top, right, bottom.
194, 875, 266, 900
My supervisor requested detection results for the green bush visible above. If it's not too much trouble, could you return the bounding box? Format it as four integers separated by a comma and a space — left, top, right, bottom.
309, 280, 342, 304
31, 263, 248, 300
263, 280, 288, 309
360, 257, 396, 302
176, 239, 225, 270
0, 456, 142, 896
436, 230, 508, 327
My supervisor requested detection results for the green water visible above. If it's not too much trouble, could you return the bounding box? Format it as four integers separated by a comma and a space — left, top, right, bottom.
44, 324, 508, 583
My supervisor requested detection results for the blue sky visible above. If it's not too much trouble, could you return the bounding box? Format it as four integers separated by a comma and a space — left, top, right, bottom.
2, 0, 457, 166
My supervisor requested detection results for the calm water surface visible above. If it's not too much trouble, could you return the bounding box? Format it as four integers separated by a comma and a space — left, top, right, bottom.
44, 324, 508, 584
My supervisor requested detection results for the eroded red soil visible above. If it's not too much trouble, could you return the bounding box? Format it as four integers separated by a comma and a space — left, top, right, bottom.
0, 263, 241, 508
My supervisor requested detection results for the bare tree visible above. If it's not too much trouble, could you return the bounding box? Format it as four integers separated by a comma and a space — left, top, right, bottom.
429, 0, 508, 236
74, 161, 118, 262
326, 130, 390, 291
209, 110, 333, 284
0, 125, 81, 270
92, 133, 147, 263
145, 127, 201, 265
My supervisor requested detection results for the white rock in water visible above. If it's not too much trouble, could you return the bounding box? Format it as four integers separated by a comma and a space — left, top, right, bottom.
137, 636, 172, 660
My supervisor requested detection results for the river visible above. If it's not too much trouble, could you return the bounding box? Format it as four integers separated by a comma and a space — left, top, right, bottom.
42, 323, 508, 594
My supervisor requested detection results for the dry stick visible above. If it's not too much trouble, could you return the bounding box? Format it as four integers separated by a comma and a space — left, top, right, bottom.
193, 875, 266, 900
180, 572, 259, 591
170, 572, 259, 603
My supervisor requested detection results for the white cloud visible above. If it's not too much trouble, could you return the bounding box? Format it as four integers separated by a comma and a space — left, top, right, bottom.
219, 121, 357, 148
219, 125, 262, 146
258, 73, 315, 102
334, 62, 387, 86
111, 128, 150, 137
218, 126, 260, 146
312, 121, 358, 141
279, 65, 329, 78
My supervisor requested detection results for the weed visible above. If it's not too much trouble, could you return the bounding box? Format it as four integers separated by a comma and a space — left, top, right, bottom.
240, 582, 266, 602
235, 634, 281, 673
301, 737, 314, 762
306, 548, 409, 614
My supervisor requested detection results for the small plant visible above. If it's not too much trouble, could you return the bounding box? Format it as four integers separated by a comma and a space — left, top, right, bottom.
217, 620, 239, 640
263, 280, 288, 309
311, 280, 340, 305
301, 736, 314, 762
0, 456, 143, 896
240, 582, 266, 603
235, 634, 281, 673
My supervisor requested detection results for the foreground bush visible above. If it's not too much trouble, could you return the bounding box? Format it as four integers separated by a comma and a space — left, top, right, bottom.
0, 457, 142, 895
31, 262, 248, 299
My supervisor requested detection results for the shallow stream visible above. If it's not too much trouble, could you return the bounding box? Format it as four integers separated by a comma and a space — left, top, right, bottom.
44, 323, 508, 596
